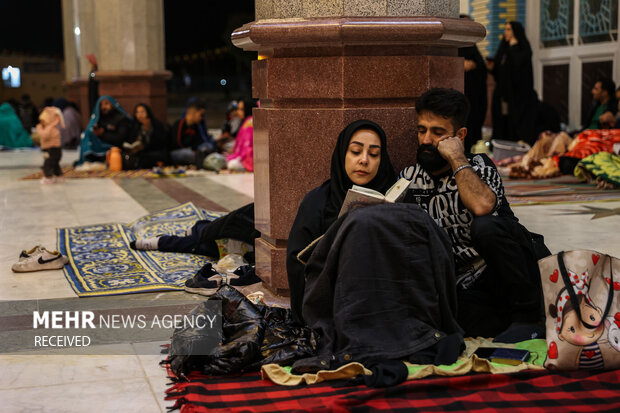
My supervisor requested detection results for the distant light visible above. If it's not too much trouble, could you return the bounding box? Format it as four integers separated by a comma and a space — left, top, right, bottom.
220, 79, 227, 86
74, 27, 81, 35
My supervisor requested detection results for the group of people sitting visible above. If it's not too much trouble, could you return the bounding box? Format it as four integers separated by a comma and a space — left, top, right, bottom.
136, 88, 548, 372
0, 95, 81, 150
78, 96, 257, 172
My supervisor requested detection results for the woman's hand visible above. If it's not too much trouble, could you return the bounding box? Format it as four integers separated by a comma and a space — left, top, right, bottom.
464, 59, 477, 72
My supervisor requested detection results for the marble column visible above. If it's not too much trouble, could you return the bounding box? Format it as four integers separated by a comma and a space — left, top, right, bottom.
232, 0, 485, 295
61, 0, 170, 126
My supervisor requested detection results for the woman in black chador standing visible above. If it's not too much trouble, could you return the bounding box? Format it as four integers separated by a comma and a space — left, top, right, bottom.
487, 21, 539, 144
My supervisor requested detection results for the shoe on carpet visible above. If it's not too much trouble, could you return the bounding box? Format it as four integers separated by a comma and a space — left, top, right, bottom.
40, 176, 56, 184
12, 248, 69, 273
184, 263, 220, 296
19, 245, 43, 262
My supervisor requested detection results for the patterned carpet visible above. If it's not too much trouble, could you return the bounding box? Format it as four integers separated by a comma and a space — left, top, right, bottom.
21, 166, 251, 180
58, 202, 224, 297
505, 176, 620, 206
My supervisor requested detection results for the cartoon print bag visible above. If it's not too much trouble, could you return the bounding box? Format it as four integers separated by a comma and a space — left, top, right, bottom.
539, 250, 620, 370
538, 250, 620, 370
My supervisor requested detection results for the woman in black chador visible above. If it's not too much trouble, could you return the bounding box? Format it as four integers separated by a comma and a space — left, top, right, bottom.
488, 21, 539, 144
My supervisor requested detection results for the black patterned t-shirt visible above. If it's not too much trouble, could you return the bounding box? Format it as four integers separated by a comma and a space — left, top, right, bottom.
399, 153, 515, 288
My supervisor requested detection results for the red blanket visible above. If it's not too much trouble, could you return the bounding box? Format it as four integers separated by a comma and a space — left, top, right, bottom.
165, 368, 620, 412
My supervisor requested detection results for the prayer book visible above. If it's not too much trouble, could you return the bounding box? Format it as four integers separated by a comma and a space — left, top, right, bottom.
338, 177, 410, 218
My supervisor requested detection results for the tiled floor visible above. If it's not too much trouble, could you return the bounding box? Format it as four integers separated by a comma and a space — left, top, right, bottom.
0, 148, 619, 412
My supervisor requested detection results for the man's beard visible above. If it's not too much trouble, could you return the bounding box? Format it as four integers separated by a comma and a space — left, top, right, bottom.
417, 144, 449, 173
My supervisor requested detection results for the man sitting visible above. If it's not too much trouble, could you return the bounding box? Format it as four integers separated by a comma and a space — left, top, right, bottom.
585, 77, 617, 130
92, 98, 132, 147
169, 100, 213, 166
400, 88, 545, 342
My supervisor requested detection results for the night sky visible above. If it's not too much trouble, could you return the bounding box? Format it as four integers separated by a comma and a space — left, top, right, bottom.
0, 0, 255, 72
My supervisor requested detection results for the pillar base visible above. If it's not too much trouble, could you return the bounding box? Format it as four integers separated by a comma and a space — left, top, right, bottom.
65, 70, 172, 126
255, 237, 289, 296
63, 78, 90, 129
96, 71, 172, 124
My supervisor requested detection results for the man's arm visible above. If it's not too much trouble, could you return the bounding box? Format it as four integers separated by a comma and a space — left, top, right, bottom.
437, 137, 496, 216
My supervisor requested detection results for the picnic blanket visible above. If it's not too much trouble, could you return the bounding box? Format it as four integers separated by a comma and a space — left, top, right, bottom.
165, 363, 620, 412
58, 202, 223, 297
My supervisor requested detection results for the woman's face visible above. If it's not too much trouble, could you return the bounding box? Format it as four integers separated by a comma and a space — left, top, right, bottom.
135, 106, 149, 124
236, 101, 245, 120
558, 300, 604, 346
344, 128, 382, 186
504, 23, 513, 42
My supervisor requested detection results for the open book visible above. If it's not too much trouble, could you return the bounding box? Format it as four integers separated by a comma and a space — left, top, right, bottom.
338, 177, 411, 218
297, 177, 412, 265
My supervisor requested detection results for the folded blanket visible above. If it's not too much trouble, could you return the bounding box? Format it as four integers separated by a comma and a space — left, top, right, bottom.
261, 338, 546, 386
575, 151, 620, 188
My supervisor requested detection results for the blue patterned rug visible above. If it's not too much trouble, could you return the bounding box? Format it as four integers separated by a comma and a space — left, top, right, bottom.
58, 202, 224, 297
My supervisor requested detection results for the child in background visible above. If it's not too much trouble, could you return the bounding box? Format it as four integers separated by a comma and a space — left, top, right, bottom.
36, 107, 65, 183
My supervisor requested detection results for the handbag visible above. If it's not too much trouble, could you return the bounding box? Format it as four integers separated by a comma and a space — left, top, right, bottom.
539, 250, 620, 370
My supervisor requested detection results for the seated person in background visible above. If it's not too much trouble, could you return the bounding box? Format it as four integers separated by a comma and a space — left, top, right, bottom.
93, 97, 132, 146
0, 101, 33, 148
216, 100, 242, 153
78, 95, 132, 164
169, 99, 214, 166
287, 119, 396, 325
124, 103, 170, 169
585, 77, 617, 130
226, 99, 258, 171
400, 88, 545, 342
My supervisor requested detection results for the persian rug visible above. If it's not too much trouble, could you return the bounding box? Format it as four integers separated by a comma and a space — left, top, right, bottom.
58, 202, 223, 297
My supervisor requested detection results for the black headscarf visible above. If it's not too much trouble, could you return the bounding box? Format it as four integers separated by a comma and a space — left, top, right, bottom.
508, 21, 531, 53
324, 119, 396, 227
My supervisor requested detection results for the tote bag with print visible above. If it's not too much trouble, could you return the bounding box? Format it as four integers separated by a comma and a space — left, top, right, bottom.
539, 250, 620, 370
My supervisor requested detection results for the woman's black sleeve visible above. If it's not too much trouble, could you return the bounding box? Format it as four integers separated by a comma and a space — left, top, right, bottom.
286, 187, 326, 325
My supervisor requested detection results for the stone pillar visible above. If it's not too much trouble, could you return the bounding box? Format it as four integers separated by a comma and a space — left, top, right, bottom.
61, 0, 170, 126
232, 0, 485, 295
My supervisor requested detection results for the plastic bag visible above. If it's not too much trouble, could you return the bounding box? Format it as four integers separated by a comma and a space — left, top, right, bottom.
168, 285, 317, 376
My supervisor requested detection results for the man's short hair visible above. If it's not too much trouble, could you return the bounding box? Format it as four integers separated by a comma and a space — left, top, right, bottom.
415, 88, 470, 130
187, 99, 206, 111
596, 77, 616, 100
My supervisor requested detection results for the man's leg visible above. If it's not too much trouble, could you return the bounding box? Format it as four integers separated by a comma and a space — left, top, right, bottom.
469, 215, 544, 339
157, 235, 199, 254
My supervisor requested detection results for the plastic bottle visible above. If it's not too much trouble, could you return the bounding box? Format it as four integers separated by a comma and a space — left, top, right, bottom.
108, 147, 122, 171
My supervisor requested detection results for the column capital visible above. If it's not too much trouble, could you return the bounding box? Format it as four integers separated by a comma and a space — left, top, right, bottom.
232, 17, 486, 52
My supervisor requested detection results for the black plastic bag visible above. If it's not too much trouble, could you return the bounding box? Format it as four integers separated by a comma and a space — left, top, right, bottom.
169, 285, 317, 376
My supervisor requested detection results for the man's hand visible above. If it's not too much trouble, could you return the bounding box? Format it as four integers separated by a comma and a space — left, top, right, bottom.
599, 111, 615, 128
92, 126, 104, 137
437, 136, 467, 166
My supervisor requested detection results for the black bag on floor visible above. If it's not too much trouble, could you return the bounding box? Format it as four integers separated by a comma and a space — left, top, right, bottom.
168, 285, 317, 376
